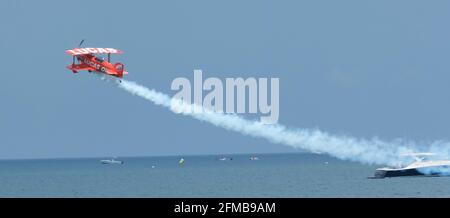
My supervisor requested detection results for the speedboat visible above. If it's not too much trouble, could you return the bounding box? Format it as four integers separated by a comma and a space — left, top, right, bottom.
100, 158, 124, 164
374, 153, 450, 178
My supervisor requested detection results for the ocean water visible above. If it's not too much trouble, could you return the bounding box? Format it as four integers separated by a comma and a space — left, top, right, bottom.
0, 153, 449, 197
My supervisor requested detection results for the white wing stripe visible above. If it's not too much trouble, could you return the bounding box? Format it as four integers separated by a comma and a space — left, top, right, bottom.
66, 48, 123, 55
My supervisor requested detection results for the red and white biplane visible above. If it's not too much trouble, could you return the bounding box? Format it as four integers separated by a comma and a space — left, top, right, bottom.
66, 40, 128, 79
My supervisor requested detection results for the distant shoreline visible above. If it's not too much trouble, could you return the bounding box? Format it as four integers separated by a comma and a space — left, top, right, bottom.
0, 151, 312, 161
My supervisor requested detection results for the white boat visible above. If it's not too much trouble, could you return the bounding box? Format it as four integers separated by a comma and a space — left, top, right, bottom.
374, 153, 450, 178
249, 156, 259, 161
219, 157, 233, 161
100, 158, 124, 164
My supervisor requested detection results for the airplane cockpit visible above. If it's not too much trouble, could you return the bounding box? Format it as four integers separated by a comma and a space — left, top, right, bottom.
95, 57, 105, 63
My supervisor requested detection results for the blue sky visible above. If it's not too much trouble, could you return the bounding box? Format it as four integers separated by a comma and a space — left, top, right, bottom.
1, 0, 450, 159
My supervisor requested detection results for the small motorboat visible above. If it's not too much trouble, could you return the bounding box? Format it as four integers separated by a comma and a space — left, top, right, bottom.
219, 157, 233, 161
100, 157, 124, 165
249, 156, 259, 161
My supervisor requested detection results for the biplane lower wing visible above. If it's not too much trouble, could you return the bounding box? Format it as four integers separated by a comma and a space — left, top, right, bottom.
67, 64, 95, 72
104, 69, 129, 77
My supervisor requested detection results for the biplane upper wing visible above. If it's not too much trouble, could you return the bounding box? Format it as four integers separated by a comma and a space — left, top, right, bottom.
65, 48, 123, 56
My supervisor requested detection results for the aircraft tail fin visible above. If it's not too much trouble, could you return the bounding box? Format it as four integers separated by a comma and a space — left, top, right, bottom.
114, 63, 125, 77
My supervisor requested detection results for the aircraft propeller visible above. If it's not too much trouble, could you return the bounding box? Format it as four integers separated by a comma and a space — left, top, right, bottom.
73, 39, 85, 65
78, 39, 85, 47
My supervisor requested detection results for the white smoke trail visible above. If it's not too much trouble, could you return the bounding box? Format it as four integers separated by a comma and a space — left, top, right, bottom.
116, 79, 449, 167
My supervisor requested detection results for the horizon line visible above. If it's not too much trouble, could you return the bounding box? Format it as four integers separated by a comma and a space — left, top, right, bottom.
0, 151, 311, 161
